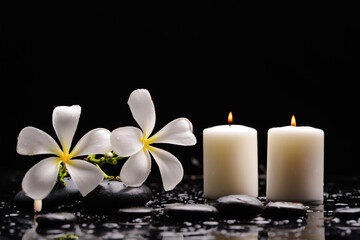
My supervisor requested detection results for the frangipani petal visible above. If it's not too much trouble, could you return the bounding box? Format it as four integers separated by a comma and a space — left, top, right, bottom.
52, 105, 81, 153
22, 157, 61, 200
149, 146, 183, 191
149, 118, 197, 146
111, 127, 144, 157
71, 128, 111, 158
120, 149, 151, 187
65, 159, 104, 196
128, 89, 156, 138
17, 127, 62, 156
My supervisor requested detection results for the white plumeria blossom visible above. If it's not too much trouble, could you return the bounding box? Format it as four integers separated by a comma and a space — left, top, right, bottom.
111, 89, 197, 191
17, 105, 112, 200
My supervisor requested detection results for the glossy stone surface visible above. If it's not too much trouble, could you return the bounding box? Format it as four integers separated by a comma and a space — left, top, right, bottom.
14, 177, 81, 211
83, 179, 152, 211
263, 201, 308, 219
35, 212, 76, 228
334, 207, 360, 220
215, 194, 264, 218
117, 207, 155, 218
164, 203, 218, 220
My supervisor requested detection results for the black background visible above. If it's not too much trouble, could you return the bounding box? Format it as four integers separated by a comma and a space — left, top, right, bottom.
1, 2, 358, 177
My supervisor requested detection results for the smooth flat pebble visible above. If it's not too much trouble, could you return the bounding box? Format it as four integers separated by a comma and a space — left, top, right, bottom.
35, 212, 76, 228
117, 207, 155, 218
14, 177, 81, 210
215, 195, 264, 219
83, 179, 152, 211
164, 204, 218, 220
263, 201, 308, 219
334, 207, 360, 220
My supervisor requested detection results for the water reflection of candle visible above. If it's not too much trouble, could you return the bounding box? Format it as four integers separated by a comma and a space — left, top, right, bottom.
268, 205, 325, 240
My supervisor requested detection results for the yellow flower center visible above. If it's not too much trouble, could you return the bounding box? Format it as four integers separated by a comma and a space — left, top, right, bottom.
59, 151, 73, 162
140, 136, 156, 149
140, 137, 150, 148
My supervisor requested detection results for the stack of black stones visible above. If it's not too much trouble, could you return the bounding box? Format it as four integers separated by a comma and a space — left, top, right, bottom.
0, 174, 359, 239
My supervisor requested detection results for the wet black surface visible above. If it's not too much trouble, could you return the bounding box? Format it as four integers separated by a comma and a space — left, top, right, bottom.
1, 171, 360, 239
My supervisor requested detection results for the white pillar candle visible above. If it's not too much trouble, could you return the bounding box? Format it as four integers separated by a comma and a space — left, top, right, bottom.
266, 116, 324, 202
203, 113, 258, 199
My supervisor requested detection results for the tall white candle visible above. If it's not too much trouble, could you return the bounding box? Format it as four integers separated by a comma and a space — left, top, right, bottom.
266, 116, 324, 202
203, 113, 258, 199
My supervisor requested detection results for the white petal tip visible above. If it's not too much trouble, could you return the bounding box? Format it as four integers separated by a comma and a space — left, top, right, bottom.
163, 178, 182, 191
127, 89, 156, 138
163, 186, 175, 192
149, 147, 184, 192
150, 118, 197, 146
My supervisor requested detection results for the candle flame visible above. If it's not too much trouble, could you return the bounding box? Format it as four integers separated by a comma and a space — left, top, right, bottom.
228, 112, 233, 126
291, 115, 296, 126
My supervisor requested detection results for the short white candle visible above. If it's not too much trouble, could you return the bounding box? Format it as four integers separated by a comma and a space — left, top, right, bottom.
203, 113, 258, 199
266, 116, 324, 202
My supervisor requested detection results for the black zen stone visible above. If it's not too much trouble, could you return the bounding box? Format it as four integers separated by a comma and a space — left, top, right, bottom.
14, 177, 81, 210
334, 207, 360, 220
117, 207, 155, 218
83, 179, 152, 212
215, 195, 264, 219
36, 212, 77, 229
164, 204, 218, 220
263, 201, 308, 219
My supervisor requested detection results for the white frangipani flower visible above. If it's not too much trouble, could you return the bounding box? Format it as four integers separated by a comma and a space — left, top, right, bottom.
111, 89, 197, 191
17, 105, 111, 201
